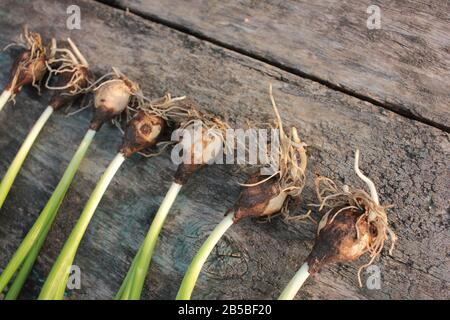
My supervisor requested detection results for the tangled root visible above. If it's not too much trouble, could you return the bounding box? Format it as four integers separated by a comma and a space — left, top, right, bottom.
314, 150, 397, 286
139, 96, 232, 162
240, 84, 308, 219
45, 38, 93, 95
142, 95, 231, 140
269, 84, 307, 197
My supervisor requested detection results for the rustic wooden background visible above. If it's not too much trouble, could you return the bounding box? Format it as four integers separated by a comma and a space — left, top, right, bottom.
0, 0, 448, 300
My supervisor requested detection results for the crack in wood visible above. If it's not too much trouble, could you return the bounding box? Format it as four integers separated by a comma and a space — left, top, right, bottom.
95, 0, 450, 133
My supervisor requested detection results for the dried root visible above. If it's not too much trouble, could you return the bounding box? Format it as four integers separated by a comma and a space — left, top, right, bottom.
268, 84, 307, 198
46, 38, 94, 110
45, 38, 92, 93
232, 85, 308, 222
137, 93, 189, 125
236, 85, 308, 221
312, 150, 397, 286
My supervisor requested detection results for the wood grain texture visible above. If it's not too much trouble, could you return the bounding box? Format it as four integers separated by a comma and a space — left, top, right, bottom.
102, 0, 450, 131
0, 0, 448, 300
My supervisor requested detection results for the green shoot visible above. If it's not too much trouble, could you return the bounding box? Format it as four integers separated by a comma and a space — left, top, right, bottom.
278, 263, 310, 300
176, 214, 234, 300
38, 153, 126, 300
115, 246, 142, 300
0, 129, 96, 297
0, 90, 12, 112
116, 182, 182, 300
0, 106, 54, 210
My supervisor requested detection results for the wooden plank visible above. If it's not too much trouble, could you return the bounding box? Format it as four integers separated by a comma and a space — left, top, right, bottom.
0, 0, 448, 300
103, 0, 450, 131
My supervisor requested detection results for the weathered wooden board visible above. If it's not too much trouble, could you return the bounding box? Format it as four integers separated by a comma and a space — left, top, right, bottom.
0, 0, 448, 300
102, 0, 450, 132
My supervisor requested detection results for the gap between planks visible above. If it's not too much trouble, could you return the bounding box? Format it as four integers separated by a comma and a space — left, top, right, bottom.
95, 0, 450, 134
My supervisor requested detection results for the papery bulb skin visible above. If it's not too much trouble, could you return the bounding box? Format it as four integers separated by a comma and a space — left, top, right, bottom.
90, 80, 131, 131
306, 208, 371, 274
232, 173, 286, 223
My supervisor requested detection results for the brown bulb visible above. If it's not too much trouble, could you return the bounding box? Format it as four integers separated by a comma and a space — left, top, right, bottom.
232, 173, 286, 223
120, 110, 166, 158
6, 51, 47, 94
306, 208, 371, 274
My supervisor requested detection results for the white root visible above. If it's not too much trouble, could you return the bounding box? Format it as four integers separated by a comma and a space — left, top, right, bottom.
291, 127, 307, 172
269, 83, 285, 139
49, 38, 57, 61
54, 48, 79, 65
354, 149, 379, 205
67, 38, 89, 67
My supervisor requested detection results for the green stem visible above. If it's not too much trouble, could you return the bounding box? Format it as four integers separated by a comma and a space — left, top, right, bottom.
4, 221, 51, 300
0, 89, 12, 112
0, 106, 54, 210
278, 262, 310, 300
55, 267, 71, 299
115, 247, 140, 300
176, 213, 234, 300
38, 153, 126, 300
119, 182, 182, 300
0, 129, 96, 295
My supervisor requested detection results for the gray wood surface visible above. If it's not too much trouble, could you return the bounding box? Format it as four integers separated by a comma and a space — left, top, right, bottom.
0, 0, 448, 300
102, 0, 450, 132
